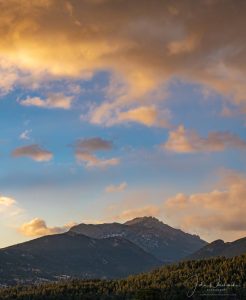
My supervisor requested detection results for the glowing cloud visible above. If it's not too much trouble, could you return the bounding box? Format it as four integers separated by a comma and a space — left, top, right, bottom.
20, 93, 74, 109
19, 218, 76, 237
0, 0, 246, 116
114, 206, 161, 222
163, 125, 246, 153
163, 171, 246, 241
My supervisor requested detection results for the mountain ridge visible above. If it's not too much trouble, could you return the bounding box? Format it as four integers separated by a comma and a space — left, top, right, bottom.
0, 231, 161, 285
187, 236, 246, 260
69, 216, 207, 262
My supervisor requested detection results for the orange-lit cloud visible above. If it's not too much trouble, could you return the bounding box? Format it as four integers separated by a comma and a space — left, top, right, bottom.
19, 218, 76, 237
92, 105, 170, 127
20, 93, 74, 109
163, 171, 246, 241
76, 151, 120, 168
104, 190, 161, 223
105, 182, 127, 193
163, 125, 246, 153
117, 106, 160, 127
0, 0, 246, 122
114, 205, 161, 222
12, 144, 53, 161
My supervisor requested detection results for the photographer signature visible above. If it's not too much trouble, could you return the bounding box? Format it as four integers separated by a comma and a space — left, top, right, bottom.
185, 274, 240, 297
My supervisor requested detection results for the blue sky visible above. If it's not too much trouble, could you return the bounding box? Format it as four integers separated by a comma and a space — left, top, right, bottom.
0, 0, 246, 246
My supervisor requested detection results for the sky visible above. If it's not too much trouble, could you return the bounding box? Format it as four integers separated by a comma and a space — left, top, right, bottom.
0, 0, 246, 247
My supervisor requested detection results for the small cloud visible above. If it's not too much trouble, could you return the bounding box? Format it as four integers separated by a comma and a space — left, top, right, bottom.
19, 129, 32, 140
85, 104, 170, 127
105, 182, 127, 193
19, 218, 77, 237
19, 93, 74, 109
75, 137, 113, 152
163, 125, 246, 153
114, 205, 161, 222
220, 105, 246, 118
0, 195, 23, 218
12, 144, 53, 162
76, 150, 120, 169
117, 106, 169, 127
74, 137, 119, 169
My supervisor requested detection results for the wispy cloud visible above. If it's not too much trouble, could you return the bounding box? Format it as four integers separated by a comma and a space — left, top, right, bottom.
19, 129, 32, 140
20, 93, 74, 109
163, 125, 246, 153
0, 195, 23, 218
87, 105, 170, 127
105, 182, 127, 193
76, 151, 120, 169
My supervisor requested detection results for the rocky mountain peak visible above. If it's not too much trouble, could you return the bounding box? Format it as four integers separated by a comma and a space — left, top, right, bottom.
124, 216, 164, 228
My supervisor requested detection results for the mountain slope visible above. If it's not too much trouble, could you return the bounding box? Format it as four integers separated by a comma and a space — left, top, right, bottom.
188, 237, 246, 260
69, 216, 207, 262
0, 232, 161, 285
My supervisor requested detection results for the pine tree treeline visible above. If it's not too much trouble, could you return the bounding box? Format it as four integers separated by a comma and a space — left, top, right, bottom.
0, 255, 245, 300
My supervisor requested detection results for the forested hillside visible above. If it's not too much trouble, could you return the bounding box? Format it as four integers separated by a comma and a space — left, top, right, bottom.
0, 255, 245, 299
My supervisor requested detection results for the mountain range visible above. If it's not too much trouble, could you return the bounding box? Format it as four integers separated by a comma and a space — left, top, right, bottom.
0, 216, 245, 286
188, 236, 246, 260
69, 216, 206, 262
0, 232, 161, 285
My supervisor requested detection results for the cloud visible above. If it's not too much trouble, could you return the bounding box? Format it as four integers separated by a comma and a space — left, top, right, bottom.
103, 170, 246, 241
75, 137, 113, 152
1, 1, 246, 118
19, 218, 76, 237
88, 105, 170, 127
114, 205, 161, 222
74, 137, 119, 168
19, 129, 31, 140
105, 190, 162, 223
117, 106, 161, 127
163, 125, 246, 153
12, 144, 53, 161
84, 78, 170, 127
163, 171, 246, 241
105, 182, 127, 193
0, 196, 16, 209
0, 195, 23, 217
76, 150, 120, 168
20, 93, 74, 109
0, 58, 18, 95
220, 104, 246, 118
